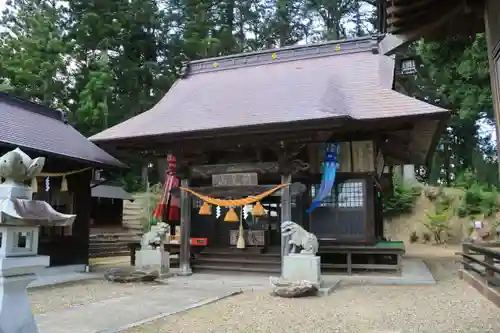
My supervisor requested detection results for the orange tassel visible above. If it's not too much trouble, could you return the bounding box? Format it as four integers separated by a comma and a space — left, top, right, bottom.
252, 201, 266, 217
198, 202, 212, 215
224, 207, 239, 222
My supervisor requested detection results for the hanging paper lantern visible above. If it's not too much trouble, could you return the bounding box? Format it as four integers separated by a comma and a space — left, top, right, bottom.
224, 207, 239, 222
198, 202, 211, 215
252, 201, 266, 217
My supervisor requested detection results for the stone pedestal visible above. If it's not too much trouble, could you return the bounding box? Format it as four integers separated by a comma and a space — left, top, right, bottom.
0, 256, 50, 333
0, 148, 76, 333
282, 254, 321, 285
136, 248, 170, 275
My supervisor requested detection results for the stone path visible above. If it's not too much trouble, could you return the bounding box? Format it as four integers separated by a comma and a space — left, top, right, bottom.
31, 257, 441, 333
35, 273, 270, 333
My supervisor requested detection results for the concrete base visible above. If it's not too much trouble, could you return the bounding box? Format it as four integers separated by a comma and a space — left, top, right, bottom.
0, 255, 50, 333
283, 254, 321, 285
136, 249, 169, 275
316, 279, 341, 297
0, 274, 39, 333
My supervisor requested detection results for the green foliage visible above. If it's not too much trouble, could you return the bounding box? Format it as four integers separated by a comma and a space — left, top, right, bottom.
454, 171, 500, 218
383, 176, 421, 218
138, 183, 162, 233
0, 0, 72, 107
424, 211, 451, 244
457, 183, 499, 218
0, 0, 380, 191
434, 191, 453, 214
407, 34, 497, 186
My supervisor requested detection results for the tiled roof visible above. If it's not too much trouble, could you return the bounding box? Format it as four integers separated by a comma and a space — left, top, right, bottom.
90, 36, 448, 142
0, 92, 125, 168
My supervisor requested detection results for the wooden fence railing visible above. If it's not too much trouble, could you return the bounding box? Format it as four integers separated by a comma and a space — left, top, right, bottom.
461, 243, 500, 285
459, 243, 500, 307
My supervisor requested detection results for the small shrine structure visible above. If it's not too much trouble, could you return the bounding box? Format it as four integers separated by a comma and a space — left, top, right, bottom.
0, 92, 124, 270
91, 36, 449, 275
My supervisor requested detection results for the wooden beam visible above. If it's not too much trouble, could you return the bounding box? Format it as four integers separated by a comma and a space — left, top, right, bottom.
386, 0, 437, 15
378, 33, 412, 56
381, 2, 466, 55
190, 162, 280, 178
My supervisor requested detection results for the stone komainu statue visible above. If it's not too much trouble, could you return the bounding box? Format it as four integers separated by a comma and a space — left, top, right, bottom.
140, 222, 170, 250
281, 221, 318, 255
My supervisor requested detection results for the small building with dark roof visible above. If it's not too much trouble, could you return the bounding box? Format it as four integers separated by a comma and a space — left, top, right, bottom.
0, 92, 125, 270
91, 36, 449, 274
90, 180, 134, 230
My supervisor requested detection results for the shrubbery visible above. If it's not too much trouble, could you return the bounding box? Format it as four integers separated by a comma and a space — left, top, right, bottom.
383, 175, 421, 218
455, 171, 500, 219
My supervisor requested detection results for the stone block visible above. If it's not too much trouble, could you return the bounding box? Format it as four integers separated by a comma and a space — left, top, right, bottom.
136, 249, 169, 275
282, 254, 321, 285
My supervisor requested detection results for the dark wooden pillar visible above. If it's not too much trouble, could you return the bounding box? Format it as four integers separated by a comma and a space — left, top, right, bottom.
71, 169, 92, 267
485, 0, 500, 180
179, 178, 192, 276
141, 165, 149, 190
280, 173, 292, 260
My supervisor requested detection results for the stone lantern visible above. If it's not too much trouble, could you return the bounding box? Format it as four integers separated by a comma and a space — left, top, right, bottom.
0, 148, 75, 333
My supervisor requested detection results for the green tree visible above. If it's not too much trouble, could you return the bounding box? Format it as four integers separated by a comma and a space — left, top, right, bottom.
0, 0, 72, 108
402, 34, 495, 186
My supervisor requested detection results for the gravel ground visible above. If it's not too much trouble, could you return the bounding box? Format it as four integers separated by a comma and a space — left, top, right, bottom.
29, 280, 167, 315
124, 245, 500, 333
29, 244, 500, 333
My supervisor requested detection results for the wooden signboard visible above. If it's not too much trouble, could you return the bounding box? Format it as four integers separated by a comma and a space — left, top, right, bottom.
192, 162, 279, 178
212, 172, 258, 187
313, 141, 375, 173
351, 141, 375, 172
338, 142, 352, 172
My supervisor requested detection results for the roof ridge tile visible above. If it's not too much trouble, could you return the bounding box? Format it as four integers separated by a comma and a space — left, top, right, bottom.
183, 35, 379, 76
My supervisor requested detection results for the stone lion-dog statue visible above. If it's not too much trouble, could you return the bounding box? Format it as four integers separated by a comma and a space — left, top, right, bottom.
140, 222, 170, 250
281, 221, 318, 255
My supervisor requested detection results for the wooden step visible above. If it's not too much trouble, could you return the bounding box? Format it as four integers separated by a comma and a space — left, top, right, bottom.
192, 264, 280, 274
201, 248, 280, 257
90, 251, 130, 258
195, 257, 280, 265
202, 247, 266, 254
89, 244, 129, 253
198, 253, 280, 263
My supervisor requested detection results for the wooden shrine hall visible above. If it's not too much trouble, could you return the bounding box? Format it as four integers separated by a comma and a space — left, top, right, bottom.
91, 36, 449, 275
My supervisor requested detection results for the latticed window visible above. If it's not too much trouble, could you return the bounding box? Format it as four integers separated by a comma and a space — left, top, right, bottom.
310, 180, 364, 208
337, 181, 364, 208
310, 184, 337, 207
